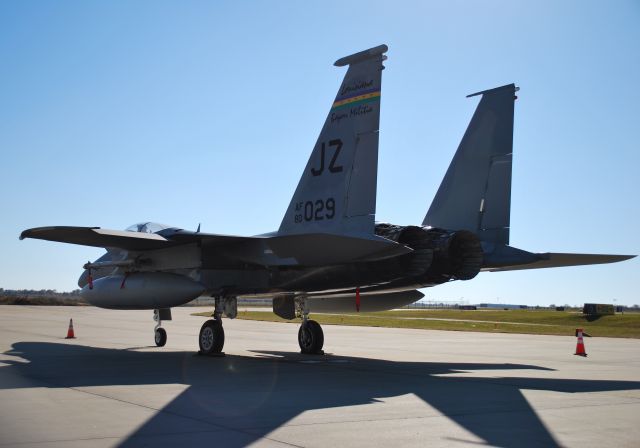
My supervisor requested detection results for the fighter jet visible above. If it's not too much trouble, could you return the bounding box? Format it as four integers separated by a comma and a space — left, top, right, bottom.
20, 44, 634, 355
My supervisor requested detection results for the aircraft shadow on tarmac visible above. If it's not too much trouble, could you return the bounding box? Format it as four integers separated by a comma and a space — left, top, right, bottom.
3, 342, 640, 447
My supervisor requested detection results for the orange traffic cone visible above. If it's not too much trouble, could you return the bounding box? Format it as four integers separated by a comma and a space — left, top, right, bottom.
574, 328, 587, 357
65, 319, 76, 339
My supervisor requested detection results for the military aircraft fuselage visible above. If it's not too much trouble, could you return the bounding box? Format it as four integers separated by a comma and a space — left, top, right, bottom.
77, 221, 486, 311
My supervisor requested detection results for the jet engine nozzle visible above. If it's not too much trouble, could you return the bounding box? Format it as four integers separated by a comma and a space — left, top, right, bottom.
375, 224, 483, 283
432, 230, 483, 281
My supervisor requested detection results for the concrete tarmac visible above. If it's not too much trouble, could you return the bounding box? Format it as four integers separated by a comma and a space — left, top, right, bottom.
0, 305, 639, 448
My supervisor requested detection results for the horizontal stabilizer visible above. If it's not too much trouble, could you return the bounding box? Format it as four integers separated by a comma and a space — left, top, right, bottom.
482, 252, 635, 272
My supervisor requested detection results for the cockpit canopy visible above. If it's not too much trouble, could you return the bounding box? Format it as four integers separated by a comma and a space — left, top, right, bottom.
125, 222, 172, 234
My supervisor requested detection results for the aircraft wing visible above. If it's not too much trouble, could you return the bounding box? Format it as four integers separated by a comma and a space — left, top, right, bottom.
168, 230, 411, 264
20, 226, 411, 265
19, 226, 257, 252
20, 226, 175, 251
264, 233, 411, 265
161, 229, 259, 246
482, 252, 635, 272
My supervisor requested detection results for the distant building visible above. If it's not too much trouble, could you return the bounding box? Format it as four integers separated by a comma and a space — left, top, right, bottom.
583, 303, 615, 315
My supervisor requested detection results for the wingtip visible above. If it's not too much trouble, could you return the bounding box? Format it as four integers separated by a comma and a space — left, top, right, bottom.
602, 254, 637, 262
19, 226, 101, 242
19, 226, 55, 241
19, 229, 33, 240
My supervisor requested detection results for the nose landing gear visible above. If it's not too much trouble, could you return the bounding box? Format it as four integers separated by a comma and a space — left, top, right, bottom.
153, 308, 171, 347
154, 327, 167, 347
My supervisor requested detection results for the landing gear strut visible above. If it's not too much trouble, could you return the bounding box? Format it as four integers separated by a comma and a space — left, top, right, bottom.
153, 308, 171, 347
198, 296, 234, 355
296, 296, 324, 354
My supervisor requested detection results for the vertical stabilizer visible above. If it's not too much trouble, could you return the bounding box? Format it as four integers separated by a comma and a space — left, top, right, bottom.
278, 45, 388, 236
423, 84, 517, 245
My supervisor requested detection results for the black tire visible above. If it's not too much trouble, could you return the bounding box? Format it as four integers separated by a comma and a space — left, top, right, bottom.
154, 328, 167, 347
298, 319, 324, 354
199, 319, 225, 354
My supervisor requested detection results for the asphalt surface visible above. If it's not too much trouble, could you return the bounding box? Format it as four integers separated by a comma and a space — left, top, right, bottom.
0, 305, 639, 448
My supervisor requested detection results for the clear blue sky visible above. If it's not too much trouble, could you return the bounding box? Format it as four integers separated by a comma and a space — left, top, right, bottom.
1, 1, 638, 306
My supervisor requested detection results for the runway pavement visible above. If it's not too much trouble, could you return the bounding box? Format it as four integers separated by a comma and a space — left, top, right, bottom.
0, 305, 639, 447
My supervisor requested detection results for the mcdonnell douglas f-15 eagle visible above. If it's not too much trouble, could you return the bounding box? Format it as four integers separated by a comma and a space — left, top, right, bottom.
20, 45, 634, 355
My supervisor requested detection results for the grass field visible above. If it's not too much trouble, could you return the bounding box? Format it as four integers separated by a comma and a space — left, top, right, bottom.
194, 309, 640, 338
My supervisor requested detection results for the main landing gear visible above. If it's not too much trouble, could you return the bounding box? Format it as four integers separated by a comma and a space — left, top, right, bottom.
198, 296, 236, 356
296, 296, 324, 354
199, 319, 225, 354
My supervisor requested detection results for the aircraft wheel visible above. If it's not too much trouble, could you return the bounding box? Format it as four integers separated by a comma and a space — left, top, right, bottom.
154, 328, 167, 347
199, 319, 225, 354
298, 319, 324, 354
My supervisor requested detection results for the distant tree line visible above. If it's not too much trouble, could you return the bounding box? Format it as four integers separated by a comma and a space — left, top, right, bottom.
0, 288, 86, 305
0, 288, 81, 297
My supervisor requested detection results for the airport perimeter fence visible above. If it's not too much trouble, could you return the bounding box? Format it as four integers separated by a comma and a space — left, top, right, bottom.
189, 298, 466, 310
404, 301, 464, 310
